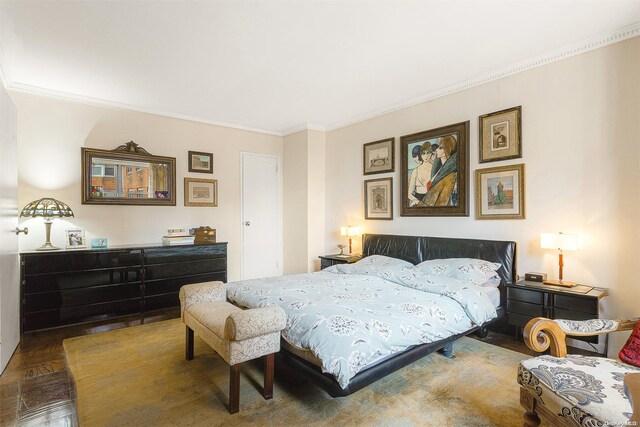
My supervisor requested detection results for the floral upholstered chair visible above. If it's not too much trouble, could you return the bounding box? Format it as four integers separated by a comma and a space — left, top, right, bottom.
517, 317, 640, 427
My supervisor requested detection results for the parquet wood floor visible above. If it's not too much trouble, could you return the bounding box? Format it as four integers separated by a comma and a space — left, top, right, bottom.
0, 313, 596, 426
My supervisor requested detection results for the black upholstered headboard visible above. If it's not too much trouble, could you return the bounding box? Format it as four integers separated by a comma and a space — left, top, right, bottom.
362, 233, 517, 306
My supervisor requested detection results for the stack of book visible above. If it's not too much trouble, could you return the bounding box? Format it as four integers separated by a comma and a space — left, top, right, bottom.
162, 228, 195, 246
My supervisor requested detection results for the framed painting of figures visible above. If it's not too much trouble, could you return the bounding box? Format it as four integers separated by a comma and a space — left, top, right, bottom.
479, 106, 522, 163
364, 177, 393, 220
475, 163, 525, 220
363, 138, 394, 175
400, 121, 469, 217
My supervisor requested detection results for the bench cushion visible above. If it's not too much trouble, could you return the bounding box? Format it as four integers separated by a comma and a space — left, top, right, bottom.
518, 355, 640, 425
185, 301, 241, 339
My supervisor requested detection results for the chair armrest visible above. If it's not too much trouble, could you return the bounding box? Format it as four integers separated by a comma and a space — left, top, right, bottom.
225, 305, 287, 341
625, 372, 640, 425
523, 317, 638, 357
179, 281, 226, 319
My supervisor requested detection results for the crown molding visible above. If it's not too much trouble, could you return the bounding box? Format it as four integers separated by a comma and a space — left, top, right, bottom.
282, 123, 326, 136
1, 23, 638, 135
325, 23, 640, 132
5, 81, 283, 136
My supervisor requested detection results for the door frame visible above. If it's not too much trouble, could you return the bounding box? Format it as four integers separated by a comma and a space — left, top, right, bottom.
239, 151, 283, 280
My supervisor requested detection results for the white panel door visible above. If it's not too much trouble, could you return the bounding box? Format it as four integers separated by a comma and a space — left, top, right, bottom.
0, 87, 19, 374
241, 152, 281, 280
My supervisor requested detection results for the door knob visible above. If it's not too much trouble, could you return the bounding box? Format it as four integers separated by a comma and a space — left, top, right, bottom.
244, 221, 250, 226
15, 227, 29, 235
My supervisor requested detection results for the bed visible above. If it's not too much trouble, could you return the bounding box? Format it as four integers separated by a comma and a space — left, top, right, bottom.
226, 233, 516, 397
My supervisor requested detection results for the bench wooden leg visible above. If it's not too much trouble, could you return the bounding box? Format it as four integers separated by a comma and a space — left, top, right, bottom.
523, 411, 541, 427
263, 353, 274, 400
185, 326, 194, 361
229, 364, 241, 414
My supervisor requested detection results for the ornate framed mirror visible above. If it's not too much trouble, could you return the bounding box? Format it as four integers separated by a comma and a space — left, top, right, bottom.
81, 141, 177, 206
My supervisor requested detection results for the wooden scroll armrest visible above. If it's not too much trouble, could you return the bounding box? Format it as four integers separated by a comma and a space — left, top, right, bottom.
625, 372, 640, 425
524, 317, 569, 357
523, 317, 638, 357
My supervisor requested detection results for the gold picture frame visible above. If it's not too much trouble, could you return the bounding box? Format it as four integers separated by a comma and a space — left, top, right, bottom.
184, 178, 218, 207
479, 106, 522, 163
475, 163, 525, 220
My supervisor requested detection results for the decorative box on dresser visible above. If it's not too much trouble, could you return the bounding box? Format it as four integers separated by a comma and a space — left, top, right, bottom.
506, 280, 608, 347
20, 243, 227, 333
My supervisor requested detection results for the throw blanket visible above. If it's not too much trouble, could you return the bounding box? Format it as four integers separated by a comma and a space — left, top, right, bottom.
226, 269, 496, 388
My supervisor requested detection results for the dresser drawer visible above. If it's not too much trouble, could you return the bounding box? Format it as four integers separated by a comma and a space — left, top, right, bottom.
23, 268, 141, 294
24, 283, 141, 311
145, 258, 226, 280
23, 250, 142, 274
507, 287, 544, 304
144, 244, 226, 264
554, 295, 597, 314
507, 312, 535, 328
507, 300, 545, 317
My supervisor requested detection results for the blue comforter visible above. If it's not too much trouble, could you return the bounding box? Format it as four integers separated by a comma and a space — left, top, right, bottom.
226, 265, 496, 388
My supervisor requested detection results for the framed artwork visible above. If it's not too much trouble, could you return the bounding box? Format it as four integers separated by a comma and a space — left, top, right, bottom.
363, 138, 394, 175
65, 228, 86, 249
364, 177, 393, 220
475, 163, 525, 220
188, 151, 214, 173
479, 106, 522, 163
184, 178, 218, 207
400, 121, 469, 217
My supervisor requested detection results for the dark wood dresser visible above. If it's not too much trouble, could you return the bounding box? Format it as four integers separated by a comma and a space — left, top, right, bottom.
20, 243, 227, 333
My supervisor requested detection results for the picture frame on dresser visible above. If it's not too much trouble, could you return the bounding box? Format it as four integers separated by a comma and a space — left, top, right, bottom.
65, 228, 86, 249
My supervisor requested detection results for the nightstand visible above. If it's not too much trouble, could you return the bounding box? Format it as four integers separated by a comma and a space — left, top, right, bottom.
506, 280, 608, 346
318, 254, 362, 270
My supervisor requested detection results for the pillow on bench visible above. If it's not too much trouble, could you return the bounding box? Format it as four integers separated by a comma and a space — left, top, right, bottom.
619, 320, 640, 367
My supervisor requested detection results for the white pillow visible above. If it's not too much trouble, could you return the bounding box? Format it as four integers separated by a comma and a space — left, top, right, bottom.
334, 255, 413, 284
412, 258, 501, 287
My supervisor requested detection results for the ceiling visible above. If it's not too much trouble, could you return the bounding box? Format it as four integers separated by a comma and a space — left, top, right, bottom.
1, 1, 639, 135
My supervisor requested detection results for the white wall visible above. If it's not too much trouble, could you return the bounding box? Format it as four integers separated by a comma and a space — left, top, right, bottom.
11, 92, 282, 282
283, 129, 326, 273
324, 38, 640, 354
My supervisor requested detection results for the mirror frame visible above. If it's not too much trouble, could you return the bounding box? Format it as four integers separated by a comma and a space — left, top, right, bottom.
81, 142, 177, 206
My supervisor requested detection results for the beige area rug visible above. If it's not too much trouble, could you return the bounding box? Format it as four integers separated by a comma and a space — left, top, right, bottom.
64, 318, 526, 426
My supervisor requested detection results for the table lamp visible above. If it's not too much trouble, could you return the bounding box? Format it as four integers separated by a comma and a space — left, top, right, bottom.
340, 226, 361, 255
20, 198, 74, 251
540, 232, 580, 287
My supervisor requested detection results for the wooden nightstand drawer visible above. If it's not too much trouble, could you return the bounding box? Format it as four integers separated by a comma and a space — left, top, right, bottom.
320, 259, 334, 269
507, 287, 544, 305
554, 295, 597, 314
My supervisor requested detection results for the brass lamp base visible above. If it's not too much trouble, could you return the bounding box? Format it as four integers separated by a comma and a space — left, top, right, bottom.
543, 279, 577, 288
36, 242, 61, 251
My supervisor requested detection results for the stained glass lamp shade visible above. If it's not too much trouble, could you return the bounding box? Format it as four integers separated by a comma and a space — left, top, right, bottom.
20, 198, 74, 251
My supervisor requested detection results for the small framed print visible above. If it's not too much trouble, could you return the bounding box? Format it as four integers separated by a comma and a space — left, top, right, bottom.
479, 106, 522, 163
363, 138, 394, 175
65, 228, 86, 249
188, 151, 213, 174
475, 163, 525, 220
184, 178, 218, 207
364, 177, 393, 220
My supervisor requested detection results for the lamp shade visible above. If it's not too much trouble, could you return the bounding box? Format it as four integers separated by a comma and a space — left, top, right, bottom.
20, 198, 74, 219
340, 226, 361, 237
540, 232, 580, 251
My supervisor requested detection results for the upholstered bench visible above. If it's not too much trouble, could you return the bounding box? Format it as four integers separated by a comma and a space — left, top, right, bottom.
179, 281, 286, 414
